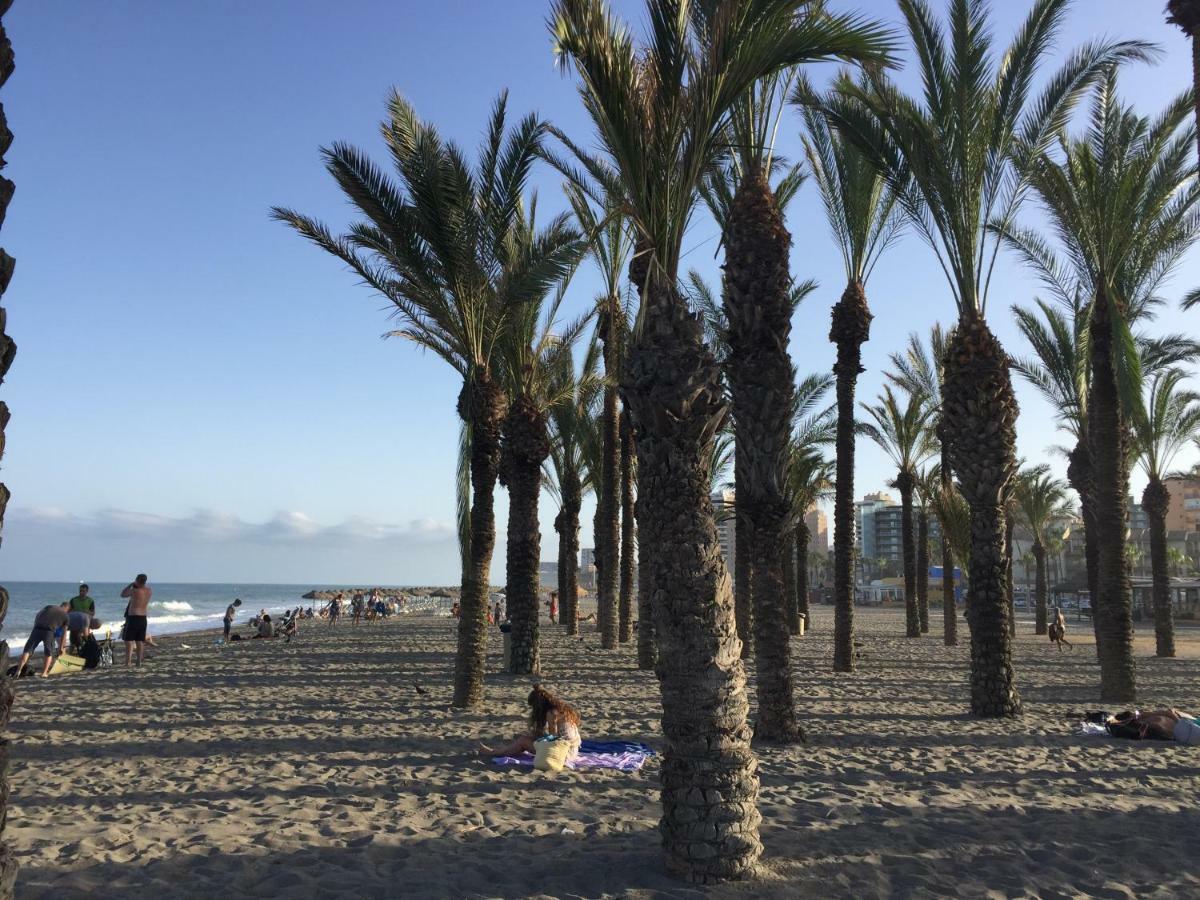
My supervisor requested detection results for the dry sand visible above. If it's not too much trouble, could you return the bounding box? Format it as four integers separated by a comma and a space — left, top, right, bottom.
7, 606, 1200, 898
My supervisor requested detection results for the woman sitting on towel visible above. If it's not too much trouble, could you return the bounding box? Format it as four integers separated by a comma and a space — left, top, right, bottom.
480, 685, 582, 759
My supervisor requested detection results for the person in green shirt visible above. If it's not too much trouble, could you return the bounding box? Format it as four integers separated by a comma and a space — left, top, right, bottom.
68, 584, 95, 617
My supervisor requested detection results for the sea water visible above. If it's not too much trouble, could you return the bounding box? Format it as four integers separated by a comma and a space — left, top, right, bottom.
0, 582, 454, 652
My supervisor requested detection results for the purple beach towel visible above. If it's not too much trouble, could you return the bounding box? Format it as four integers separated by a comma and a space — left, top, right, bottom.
492, 739, 655, 772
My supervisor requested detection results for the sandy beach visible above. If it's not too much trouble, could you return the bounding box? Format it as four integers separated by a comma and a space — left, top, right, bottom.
6, 606, 1200, 898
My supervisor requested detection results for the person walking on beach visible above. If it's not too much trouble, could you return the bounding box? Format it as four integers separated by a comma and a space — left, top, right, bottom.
328, 594, 342, 626
548, 591, 558, 625
121, 574, 152, 667
223, 598, 242, 640
16, 602, 70, 677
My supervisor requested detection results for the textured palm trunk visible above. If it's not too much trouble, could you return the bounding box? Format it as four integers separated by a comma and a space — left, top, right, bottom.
1143, 477, 1175, 658
453, 372, 506, 708
795, 523, 810, 631
1089, 292, 1137, 702
1005, 515, 1016, 638
942, 317, 1021, 718
830, 279, 871, 672
501, 396, 549, 675
1033, 541, 1048, 635
0, 11, 15, 889
1067, 440, 1103, 656
916, 508, 929, 634
939, 432, 957, 646
619, 412, 635, 643
556, 471, 582, 637
598, 302, 621, 651
725, 173, 801, 743
635, 488, 657, 670
624, 280, 760, 882
734, 448, 753, 659
897, 472, 919, 638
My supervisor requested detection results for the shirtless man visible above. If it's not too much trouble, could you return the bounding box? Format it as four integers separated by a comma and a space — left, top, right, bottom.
121, 573, 152, 666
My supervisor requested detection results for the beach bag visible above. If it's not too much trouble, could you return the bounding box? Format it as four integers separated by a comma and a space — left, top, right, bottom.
99, 639, 113, 668
80, 635, 101, 670
533, 737, 571, 773
1174, 718, 1200, 746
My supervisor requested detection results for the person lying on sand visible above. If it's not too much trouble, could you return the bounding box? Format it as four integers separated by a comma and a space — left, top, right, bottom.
479, 685, 583, 761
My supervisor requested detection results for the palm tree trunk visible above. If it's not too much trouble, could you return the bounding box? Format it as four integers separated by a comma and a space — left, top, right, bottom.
556, 471, 582, 637
453, 371, 506, 708
916, 508, 929, 634
635, 487, 656, 670
619, 412, 635, 643
1088, 292, 1137, 703
1005, 515, 1016, 638
941, 532, 957, 646
1033, 541, 1048, 635
501, 396, 549, 675
1143, 477, 1175, 657
830, 279, 871, 672
942, 316, 1021, 718
623, 284, 761, 881
897, 472, 919, 638
734, 450, 754, 658
0, 12, 16, 888
726, 172, 801, 743
1067, 440, 1103, 656
795, 523, 810, 631
599, 302, 621, 650
782, 528, 799, 635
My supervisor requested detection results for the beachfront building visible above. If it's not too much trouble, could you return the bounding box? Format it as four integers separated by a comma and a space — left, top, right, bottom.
854, 492, 892, 563
711, 489, 737, 575
805, 507, 829, 556
579, 548, 596, 590
1162, 473, 1200, 532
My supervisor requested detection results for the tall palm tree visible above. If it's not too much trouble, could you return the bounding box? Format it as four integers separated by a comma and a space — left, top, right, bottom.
1166, 1, 1200, 161
1003, 74, 1199, 701
0, 5, 16, 890
821, 0, 1149, 716
889, 327, 950, 640
1014, 465, 1072, 635
566, 187, 632, 651
796, 80, 901, 672
545, 341, 604, 638
785, 372, 835, 636
1132, 369, 1200, 657
913, 467, 940, 634
550, 0, 893, 880
620, 407, 637, 644
860, 386, 935, 637
273, 93, 578, 708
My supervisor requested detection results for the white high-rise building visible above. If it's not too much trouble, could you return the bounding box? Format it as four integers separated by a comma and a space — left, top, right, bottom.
711, 489, 737, 573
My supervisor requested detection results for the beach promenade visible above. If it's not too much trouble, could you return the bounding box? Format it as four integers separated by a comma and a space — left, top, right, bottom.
7, 607, 1200, 898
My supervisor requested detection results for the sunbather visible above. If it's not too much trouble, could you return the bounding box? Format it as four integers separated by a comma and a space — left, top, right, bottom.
479, 685, 583, 760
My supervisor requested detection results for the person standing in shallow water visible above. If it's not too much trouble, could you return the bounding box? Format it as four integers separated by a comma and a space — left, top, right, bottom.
121, 573, 152, 667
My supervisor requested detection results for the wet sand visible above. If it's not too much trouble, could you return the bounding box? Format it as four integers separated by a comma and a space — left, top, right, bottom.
7, 606, 1200, 898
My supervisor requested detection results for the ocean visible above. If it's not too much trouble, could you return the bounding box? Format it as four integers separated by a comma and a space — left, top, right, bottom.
0, 581, 454, 651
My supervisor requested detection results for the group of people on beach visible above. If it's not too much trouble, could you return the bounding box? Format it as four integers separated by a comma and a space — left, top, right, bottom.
319, 590, 403, 626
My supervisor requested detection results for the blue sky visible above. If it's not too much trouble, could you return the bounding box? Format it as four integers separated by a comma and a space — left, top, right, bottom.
2, 0, 1196, 583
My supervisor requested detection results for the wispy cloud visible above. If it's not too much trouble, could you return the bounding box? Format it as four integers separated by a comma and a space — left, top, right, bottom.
10, 506, 455, 546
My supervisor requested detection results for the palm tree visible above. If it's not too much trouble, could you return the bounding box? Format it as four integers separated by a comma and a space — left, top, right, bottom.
822, 0, 1149, 716
1014, 465, 1072, 635
566, 188, 632, 651
889, 327, 950, 640
619, 408, 637, 645
0, 6, 16, 891
273, 93, 578, 708
913, 468, 941, 634
545, 340, 604, 640
860, 386, 935, 638
1166, 1, 1200, 161
550, 0, 893, 880
1003, 73, 1199, 701
796, 80, 901, 673
1132, 369, 1200, 657
785, 372, 835, 636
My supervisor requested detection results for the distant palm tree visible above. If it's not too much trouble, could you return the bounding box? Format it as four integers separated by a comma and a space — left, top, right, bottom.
545, 340, 604, 638
273, 93, 578, 708
860, 386, 935, 637
913, 468, 941, 635
785, 372, 835, 637
889, 327, 950, 640
1131, 369, 1200, 657
550, 1, 893, 877
823, 0, 1151, 716
796, 79, 901, 673
1014, 465, 1072, 635
1166, 1, 1200, 160
1004, 72, 1199, 701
